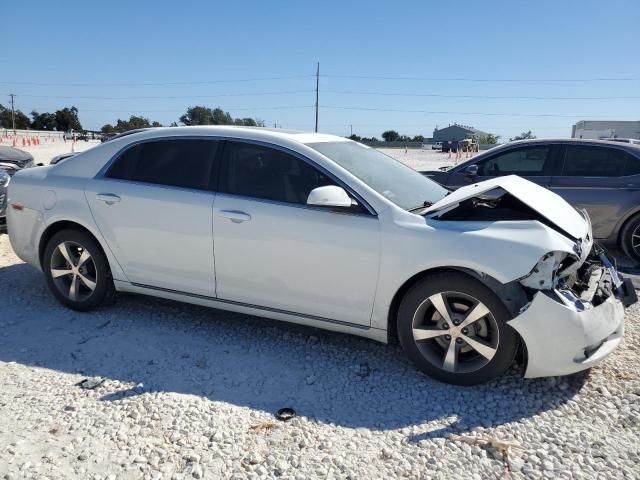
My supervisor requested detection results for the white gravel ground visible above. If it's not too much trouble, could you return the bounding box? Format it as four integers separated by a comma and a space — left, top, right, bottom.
1, 236, 640, 479
1, 142, 639, 479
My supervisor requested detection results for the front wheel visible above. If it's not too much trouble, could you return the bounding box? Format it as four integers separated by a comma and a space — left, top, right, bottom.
397, 272, 519, 385
43, 229, 115, 311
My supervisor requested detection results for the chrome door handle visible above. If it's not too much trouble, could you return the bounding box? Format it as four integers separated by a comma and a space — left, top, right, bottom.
96, 193, 121, 204
219, 210, 251, 223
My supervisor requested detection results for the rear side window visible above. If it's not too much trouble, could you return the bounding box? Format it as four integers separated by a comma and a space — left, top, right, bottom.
219, 142, 336, 204
476, 147, 550, 176
106, 139, 219, 190
562, 146, 632, 177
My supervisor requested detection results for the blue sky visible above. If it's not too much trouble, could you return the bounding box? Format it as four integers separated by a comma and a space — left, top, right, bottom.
3, 0, 639, 139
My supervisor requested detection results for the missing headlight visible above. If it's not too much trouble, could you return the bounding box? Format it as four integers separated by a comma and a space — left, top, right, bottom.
519, 251, 569, 290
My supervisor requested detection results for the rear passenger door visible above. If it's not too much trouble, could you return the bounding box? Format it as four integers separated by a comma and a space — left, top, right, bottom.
86, 138, 219, 296
446, 145, 558, 189
550, 145, 640, 240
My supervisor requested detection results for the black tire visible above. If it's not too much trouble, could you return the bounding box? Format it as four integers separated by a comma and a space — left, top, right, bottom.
397, 272, 518, 386
43, 229, 115, 311
620, 214, 640, 263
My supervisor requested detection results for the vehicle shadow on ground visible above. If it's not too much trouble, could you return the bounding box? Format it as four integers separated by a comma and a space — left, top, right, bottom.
0, 262, 589, 436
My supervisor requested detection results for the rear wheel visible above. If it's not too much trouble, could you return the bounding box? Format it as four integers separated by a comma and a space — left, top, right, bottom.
43, 229, 114, 311
620, 214, 640, 263
397, 272, 518, 385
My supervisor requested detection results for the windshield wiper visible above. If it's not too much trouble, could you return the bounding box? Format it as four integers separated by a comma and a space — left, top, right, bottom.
408, 201, 433, 212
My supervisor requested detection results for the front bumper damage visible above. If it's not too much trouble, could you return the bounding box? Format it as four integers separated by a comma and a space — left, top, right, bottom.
509, 254, 636, 378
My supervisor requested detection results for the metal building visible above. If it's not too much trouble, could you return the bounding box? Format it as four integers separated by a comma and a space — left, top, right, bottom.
572, 120, 640, 140
432, 124, 488, 142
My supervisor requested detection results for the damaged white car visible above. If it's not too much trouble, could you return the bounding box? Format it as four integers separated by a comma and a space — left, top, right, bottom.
7, 127, 637, 385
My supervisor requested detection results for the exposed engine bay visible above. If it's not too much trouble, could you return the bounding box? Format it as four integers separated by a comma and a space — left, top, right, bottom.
434, 188, 579, 240
427, 186, 638, 308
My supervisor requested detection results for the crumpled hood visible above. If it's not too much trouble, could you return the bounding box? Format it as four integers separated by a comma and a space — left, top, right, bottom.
424, 175, 588, 239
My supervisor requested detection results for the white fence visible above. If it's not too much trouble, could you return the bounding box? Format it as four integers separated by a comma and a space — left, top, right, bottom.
0, 129, 67, 147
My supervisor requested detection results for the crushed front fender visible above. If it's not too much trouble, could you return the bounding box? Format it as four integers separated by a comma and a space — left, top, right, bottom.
508, 291, 624, 378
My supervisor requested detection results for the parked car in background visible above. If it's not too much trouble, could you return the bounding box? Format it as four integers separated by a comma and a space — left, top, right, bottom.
50, 152, 78, 165
432, 142, 442, 150
422, 139, 640, 261
0, 146, 35, 234
6, 126, 636, 385
461, 138, 479, 153
101, 128, 151, 143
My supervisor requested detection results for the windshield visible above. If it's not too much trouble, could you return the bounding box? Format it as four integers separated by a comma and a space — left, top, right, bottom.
306, 141, 448, 210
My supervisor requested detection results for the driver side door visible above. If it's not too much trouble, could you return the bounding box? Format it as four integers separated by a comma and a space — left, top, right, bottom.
212, 141, 381, 326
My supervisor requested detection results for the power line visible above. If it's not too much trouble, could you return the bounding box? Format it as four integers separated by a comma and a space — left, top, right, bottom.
0, 74, 315, 87
322, 74, 640, 83
322, 105, 624, 119
322, 90, 640, 101
22, 105, 315, 113
11, 89, 637, 101
6, 90, 314, 100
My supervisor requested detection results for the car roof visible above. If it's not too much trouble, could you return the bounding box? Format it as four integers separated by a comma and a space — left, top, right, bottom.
472, 138, 640, 157
107, 125, 349, 146
502, 138, 640, 148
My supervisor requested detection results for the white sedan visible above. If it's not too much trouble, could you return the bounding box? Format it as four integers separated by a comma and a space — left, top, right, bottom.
6, 126, 636, 385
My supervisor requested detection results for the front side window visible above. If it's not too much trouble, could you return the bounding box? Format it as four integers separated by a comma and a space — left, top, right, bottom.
219, 142, 336, 204
106, 139, 219, 190
562, 146, 630, 177
306, 141, 447, 210
476, 147, 550, 176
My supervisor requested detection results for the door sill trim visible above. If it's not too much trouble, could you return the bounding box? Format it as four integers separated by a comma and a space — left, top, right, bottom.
129, 282, 370, 330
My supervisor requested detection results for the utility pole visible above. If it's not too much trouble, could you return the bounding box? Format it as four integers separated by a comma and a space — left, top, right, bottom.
315, 62, 319, 133
10, 94, 16, 135
350, 124, 353, 137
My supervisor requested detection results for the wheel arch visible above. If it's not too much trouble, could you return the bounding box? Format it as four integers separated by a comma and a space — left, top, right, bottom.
616, 208, 640, 245
386, 266, 528, 344
39, 220, 110, 272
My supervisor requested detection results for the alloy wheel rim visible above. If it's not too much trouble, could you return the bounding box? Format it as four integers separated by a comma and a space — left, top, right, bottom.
411, 291, 499, 374
631, 225, 640, 255
50, 241, 98, 302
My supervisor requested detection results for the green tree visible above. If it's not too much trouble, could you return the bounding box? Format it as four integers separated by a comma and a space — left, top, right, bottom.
0, 104, 31, 129
412, 135, 425, 142
30, 111, 58, 130
211, 108, 233, 125
510, 130, 536, 141
382, 130, 400, 142
477, 133, 501, 144
180, 106, 214, 125
235, 117, 257, 127
100, 115, 162, 133
348, 134, 362, 141
55, 106, 82, 131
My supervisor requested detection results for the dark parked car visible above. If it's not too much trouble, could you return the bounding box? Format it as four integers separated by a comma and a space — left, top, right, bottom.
422, 139, 640, 261
0, 146, 35, 234
50, 152, 78, 165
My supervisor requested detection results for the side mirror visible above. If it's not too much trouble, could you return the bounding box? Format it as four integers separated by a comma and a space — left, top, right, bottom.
307, 185, 352, 208
464, 164, 478, 177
